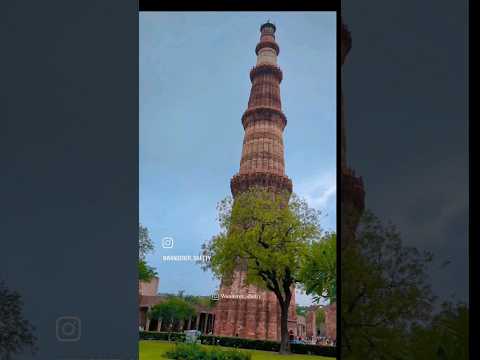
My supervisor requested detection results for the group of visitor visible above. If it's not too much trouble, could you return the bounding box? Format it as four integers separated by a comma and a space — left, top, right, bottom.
315, 336, 336, 347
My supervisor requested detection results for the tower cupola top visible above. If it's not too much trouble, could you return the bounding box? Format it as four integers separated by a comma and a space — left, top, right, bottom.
260, 21, 276, 34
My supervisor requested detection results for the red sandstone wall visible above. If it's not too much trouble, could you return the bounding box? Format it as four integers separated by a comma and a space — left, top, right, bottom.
213, 269, 297, 341
305, 309, 316, 339
139, 277, 159, 296
324, 303, 336, 341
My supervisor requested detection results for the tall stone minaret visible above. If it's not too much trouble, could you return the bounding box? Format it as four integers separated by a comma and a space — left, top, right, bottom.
214, 22, 297, 341
230, 21, 292, 197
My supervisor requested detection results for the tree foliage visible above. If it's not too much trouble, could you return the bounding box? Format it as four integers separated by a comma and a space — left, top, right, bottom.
0, 282, 37, 360
139, 223, 156, 282
296, 305, 308, 316
139, 223, 154, 260
138, 259, 157, 282
300, 232, 336, 303
341, 209, 436, 359
148, 297, 196, 332
202, 189, 322, 353
183, 294, 216, 309
407, 302, 469, 360
315, 307, 326, 328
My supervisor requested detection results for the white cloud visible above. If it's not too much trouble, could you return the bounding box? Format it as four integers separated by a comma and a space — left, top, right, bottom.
295, 289, 328, 307
295, 171, 336, 211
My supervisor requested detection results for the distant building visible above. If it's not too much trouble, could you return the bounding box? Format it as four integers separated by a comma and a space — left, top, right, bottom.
305, 307, 317, 340
296, 315, 306, 340
138, 277, 215, 334
324, 303, 336, 341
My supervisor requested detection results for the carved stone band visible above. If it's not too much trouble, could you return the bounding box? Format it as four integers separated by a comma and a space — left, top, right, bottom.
230, 172, 293, 198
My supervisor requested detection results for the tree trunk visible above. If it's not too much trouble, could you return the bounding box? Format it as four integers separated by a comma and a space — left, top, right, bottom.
279, 302, 291, 354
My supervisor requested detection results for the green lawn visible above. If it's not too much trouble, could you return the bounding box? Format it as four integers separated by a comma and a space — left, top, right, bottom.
139, 340, 334, 360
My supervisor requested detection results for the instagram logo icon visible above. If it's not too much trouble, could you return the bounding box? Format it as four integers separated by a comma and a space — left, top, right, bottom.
56, 316, 81, 342
161, 236, 174, 249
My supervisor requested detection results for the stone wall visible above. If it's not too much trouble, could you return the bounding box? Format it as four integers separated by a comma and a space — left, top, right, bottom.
139, 276, 159, 296
305, 309, 317, 339
213, 269, 297, 341
324, 303, 337, 341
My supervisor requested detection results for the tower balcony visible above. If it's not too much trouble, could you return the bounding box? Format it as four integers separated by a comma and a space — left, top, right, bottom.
255, 40, 280, 56
250, 64, 283, 83
230, 172, 293, 198
241, 106, 287, 130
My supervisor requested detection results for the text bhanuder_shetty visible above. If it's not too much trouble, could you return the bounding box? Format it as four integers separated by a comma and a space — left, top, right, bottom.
161, 255, 211, 262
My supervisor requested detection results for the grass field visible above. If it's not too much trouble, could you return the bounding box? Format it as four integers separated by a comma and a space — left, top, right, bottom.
139, 340, 334, 360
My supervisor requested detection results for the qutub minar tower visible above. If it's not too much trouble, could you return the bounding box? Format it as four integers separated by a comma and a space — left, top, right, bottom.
213, 21, 298, 340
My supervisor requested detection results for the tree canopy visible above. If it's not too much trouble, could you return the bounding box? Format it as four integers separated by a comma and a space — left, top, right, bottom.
341, 209, 436, 359
148, 297, 196, 332
0, 282, 37, 359
315, 307, 326, 329
202, 188, 323, 353
139, 223, 154, 260
138, 259, 157, 282
299, 232, 336, 303
139, 223, 156, 282
407, 301, 469, 360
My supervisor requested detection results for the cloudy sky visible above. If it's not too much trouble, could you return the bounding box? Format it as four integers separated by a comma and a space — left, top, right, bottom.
343, 0, 468, 304
139, 12, 336, 305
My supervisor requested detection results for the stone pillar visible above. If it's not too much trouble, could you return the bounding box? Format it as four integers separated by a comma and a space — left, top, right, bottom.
325, 303, 337, 341
267, 293, 279, 340
201, 313, 207, 334
257, 294, 267, 339
245, 297, 257, 338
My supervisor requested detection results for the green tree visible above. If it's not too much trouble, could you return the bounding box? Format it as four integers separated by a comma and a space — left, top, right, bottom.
296, 305, 308, 316
184, 295, 216, 309
138, 259, 157, 282
300, 232, 336, 303
0, 282, 37, 360
315, 307, 326, 329
202, 189, 322, 354
139, 223, 154, 260
139, 223, 156, 282
408, 302, 469, 360
341, 210, 435, 359
148, 297, 196, 338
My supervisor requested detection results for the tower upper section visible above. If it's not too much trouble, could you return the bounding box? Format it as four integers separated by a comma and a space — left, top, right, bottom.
231, 22, 292, 197
256, 22, 280, 66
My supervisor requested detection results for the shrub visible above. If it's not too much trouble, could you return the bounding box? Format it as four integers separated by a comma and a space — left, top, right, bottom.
290, 343, 337, 357
199, 335, 336, 357
139, 331, 186, 342
139, 332, 336, 357
199, 335, 279, 352
165, 343, 251, 360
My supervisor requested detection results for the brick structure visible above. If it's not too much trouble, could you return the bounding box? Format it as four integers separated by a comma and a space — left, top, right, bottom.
138, 277, 216, 334
139, 276, 159, 296
324, 303, 336, 341
213, 22, 297, 341
305, 308, 317, 340
296, 315, 306, 340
